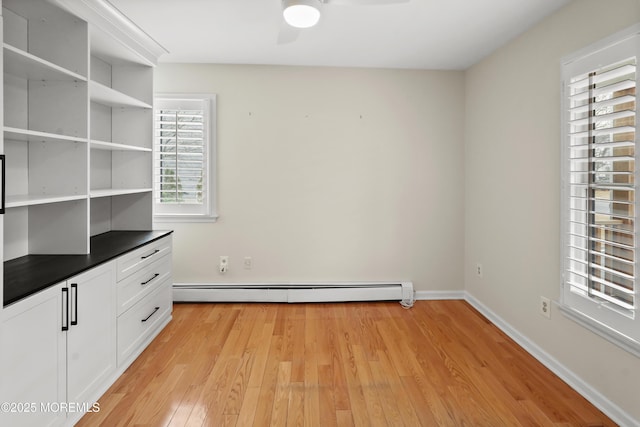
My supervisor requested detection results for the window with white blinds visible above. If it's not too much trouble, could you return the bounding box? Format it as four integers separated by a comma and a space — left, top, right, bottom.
154, 95, 217, 221
561, 25, 640, 354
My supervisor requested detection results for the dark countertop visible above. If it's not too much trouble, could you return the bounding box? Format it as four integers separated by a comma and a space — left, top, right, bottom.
4, 230, 173, 307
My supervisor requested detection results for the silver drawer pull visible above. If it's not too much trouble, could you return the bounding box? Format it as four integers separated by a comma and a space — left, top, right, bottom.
141, 249, 160, 260
141, 273, 160, 286
141, 306, 160, 323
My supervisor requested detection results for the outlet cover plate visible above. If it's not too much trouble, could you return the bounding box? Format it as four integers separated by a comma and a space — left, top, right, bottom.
540, 296, 551, 319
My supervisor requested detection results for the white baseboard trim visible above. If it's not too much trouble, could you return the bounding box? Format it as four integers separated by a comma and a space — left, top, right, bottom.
414, 290, 465, 300
173, 282, 414, 306
464, 292, 637, 427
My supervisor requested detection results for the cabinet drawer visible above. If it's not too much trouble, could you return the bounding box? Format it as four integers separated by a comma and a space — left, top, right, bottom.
117, 281, 172, 366
117, 254, 171, 316
116, 236, 172, 282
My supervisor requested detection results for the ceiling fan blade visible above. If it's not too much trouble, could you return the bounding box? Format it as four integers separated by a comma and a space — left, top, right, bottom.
325, 0, 408, 5
277, 21, 301, 44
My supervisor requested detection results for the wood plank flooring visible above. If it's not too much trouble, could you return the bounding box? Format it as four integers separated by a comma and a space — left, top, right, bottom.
77, 300, 616, 426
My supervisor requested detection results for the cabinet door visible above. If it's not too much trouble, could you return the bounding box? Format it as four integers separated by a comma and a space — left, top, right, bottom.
0, 284, 67, 427
66, 262, 116, 405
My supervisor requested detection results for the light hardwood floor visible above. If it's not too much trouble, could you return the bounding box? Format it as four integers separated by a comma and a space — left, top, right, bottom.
77, 300, 616, 426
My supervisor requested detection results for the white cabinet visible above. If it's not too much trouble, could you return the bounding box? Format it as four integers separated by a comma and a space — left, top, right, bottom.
117, 279, 172, 367
116, 236, 172, 282
117, 251, 172, 315
0, 283, 67, 427
116, 235, 172, 368
66, 263, 116, 409
0, 263, 116, 427
1, 233, 172, 427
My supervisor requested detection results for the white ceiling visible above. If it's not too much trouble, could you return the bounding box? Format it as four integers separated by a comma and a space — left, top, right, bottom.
108, 0, 570, 70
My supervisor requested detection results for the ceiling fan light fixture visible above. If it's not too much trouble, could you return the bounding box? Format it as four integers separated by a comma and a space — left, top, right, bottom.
283, 0, 321, 29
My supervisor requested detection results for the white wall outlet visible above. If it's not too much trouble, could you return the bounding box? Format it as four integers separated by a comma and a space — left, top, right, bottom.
219, 256, 229, 274
244, 256, 252, 270
476, 262, 483, 279
540, 296, 551, 319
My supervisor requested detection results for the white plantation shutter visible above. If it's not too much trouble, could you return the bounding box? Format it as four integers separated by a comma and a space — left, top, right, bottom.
154, 95, 217, 221
561, 26, 640, 352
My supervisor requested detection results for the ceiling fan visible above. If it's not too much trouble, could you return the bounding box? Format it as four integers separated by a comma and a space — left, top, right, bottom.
278, 0, 409, 44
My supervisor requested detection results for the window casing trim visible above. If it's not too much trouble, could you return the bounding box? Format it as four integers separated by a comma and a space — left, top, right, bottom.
153, 93, 217, 222
560, 24, 640, 357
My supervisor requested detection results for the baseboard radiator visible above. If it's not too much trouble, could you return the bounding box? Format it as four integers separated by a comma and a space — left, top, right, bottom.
173, 282, 415, 307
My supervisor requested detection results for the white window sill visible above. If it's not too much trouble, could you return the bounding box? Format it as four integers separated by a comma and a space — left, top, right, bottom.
153, 214, 218, 223
560, 304, 640, 358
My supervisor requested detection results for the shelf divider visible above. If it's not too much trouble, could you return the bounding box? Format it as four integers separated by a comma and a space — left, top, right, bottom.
4, 127, 88, 144
90, 188, 152, 199
90, 80, 152, 109
90, 139, 151, 152
3, 43, 87, 81
6, 194, 88, 209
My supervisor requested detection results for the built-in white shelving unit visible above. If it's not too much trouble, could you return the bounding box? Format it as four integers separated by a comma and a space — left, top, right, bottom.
90, 188, 152, 198
0, 4, 171, 425
6, 194, 88, 209
4, 127, 88, 144
88, 38, 154, 236
2, 0, 165, 259
3, 44, 87, 82
90, 80, 152, 109
2, 0, 89, 258
90, 139, 152, 152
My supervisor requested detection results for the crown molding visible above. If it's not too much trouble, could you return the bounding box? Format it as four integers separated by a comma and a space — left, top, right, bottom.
52, 0, 168, 66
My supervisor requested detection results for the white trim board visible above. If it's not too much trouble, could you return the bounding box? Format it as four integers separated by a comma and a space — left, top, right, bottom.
464, 292, 637, 427
414, 290, 465, 300
173, 282, 415, 307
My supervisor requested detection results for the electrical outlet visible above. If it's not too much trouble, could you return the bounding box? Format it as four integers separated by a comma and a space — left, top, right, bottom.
244, 256, 252, 270
476, 262, 483, 279
219, 256, 229, 274
539, 296, 551, 319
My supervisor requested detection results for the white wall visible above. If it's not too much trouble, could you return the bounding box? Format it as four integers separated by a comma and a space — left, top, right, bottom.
155, 65, 465, 291
465, 0, 640, 423
156, 2, 640, 421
